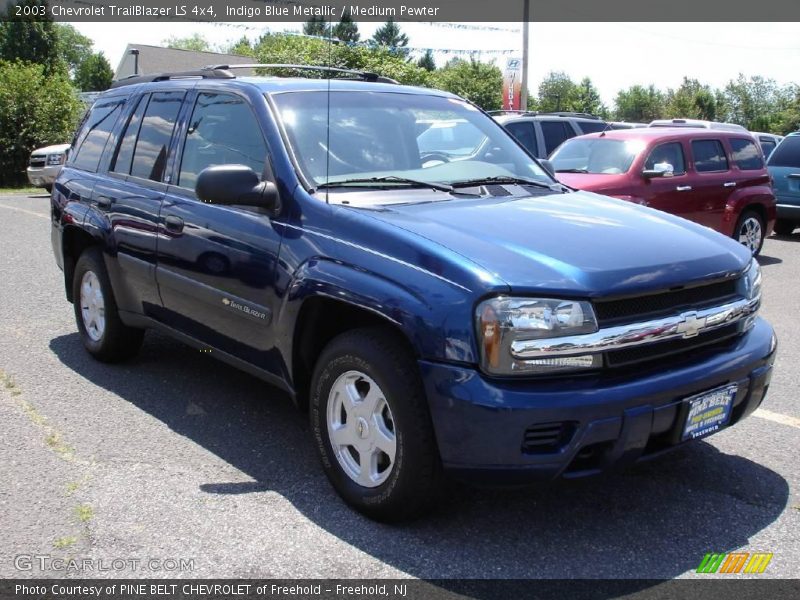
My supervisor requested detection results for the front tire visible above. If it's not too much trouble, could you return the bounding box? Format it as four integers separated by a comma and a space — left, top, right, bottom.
310, 328, 443, 521
735, 210, 765, 255
773, 219, 796, 236
72, 247, 144, 362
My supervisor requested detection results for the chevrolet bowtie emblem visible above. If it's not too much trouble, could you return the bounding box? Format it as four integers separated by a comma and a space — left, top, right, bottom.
676, 312, 706, 338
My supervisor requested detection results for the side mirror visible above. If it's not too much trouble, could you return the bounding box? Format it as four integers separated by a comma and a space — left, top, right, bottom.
539, 159, 556, 178
643, 162, 674, 179
196, 165, 279, 212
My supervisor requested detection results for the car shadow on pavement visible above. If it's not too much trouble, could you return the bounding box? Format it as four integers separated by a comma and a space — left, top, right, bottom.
757, 254, 782, 266
49, 331, 789, 584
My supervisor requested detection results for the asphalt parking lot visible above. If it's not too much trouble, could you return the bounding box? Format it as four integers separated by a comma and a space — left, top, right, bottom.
0, 192, 798, 581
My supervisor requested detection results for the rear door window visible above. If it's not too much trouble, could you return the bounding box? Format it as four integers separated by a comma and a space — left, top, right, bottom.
178, 92, 267, 190
70, 97, 126, 172
767, 136, 800, 167
691, 139, 729, 173
504, 121, 538, 156
110, 95, 146, 175
540, 121, 573, 155
729, 138, 764, 170
130, 91, 185, 182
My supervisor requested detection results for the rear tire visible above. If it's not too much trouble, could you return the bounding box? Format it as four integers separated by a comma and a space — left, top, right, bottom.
309, 327, 443, 522
734, 210, 765, 255
773, 219, 796, 236
72, 247, 144, 362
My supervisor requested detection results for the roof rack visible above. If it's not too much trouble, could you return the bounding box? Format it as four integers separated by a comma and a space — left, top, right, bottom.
208, 63, 400, 84
487, 110, 601, 120
110, 69, 235, 88
110, 63, 400, 89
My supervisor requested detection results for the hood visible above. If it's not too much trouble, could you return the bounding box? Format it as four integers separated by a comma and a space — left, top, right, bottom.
556, 172, 629, 195
363, 190, 751, 297
31, 143, 70, 155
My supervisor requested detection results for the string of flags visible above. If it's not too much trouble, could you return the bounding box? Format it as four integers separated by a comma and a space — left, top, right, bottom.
209, 23, 519, 56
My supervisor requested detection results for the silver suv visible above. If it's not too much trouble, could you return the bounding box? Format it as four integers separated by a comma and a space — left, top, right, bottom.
26, 143, 70, 192
492, 111, 608, 159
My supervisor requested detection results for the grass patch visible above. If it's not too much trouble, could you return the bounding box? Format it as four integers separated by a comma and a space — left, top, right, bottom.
0, 186, 42, 195
53, 536, 77, 549
66, 481, 81, 496
74, 504, 94, 522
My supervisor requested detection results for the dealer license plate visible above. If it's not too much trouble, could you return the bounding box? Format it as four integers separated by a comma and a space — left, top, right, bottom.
681, 384, 737, 441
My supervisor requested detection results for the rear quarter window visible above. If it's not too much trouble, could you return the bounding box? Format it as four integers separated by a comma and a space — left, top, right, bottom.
729, 138, 764, 170
768, 136, 800, 168
691, 139, 729, 172
575, 121, 608, 134
69, 97, 126, 172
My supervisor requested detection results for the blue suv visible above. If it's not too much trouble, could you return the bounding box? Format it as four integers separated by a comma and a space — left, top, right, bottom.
51, 65, 776, 521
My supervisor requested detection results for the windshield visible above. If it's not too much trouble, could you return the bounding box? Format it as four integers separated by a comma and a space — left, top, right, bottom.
550, 138, 646, 174
271, 91, 552, 189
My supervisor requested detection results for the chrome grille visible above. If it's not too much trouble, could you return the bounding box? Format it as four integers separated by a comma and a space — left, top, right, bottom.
29, 155, 46, 168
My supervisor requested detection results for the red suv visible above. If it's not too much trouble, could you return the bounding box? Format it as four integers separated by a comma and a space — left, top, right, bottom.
549, 128, 777, 254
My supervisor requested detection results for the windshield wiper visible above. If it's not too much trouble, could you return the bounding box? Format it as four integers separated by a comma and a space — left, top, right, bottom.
450, 176, 558, 190
555, 168, 589, 173
316, 176, 455, 193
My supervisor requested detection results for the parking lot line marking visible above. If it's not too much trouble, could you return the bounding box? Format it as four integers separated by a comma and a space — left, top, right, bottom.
753, 408, 800, 430
0, 203, 48, 220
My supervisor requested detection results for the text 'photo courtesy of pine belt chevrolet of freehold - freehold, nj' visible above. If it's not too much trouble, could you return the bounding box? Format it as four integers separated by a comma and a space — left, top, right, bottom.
0, 1, 799, 599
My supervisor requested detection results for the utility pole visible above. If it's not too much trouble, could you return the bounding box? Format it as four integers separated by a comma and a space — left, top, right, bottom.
520, 0, 529, 111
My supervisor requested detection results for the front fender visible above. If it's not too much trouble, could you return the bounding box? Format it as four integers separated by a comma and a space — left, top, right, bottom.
275, 257, 478, 366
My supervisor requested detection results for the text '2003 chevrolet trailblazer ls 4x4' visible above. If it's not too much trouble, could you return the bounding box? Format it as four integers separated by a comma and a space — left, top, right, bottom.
51, 65, 776, 521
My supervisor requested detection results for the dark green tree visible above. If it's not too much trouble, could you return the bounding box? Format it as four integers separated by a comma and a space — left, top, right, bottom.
303, 16, 330, 37
332, 10, 360, 43
226, 36, 255, 57
74, 52, 113, 92
0, 60, 83, 186
54, 24, 93, 76
613, 84, 666, 122
370, 18, 409, 56
163, 33, 211, 52
417, 49, 436, 72
0, 0, 61, 74
572, 77, 604, 116
432, 58, 502, 111
537, 71, 577, 112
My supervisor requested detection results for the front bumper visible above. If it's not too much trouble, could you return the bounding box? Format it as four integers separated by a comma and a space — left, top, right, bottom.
421, 317, 775, 484
26, 165, 60, 187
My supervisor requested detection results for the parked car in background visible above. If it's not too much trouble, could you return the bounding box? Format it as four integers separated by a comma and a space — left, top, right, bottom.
493, 111, 608, 158
26, 143, 70, 192
751, 132, 784, 160
50, 66, 775, 521
766, 131, 800, 235
550, 128, 776, 254
608, 121, 648, 130
649, 119, 748, 132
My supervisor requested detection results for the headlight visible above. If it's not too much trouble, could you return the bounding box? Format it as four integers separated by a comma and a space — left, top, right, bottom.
476, 296, 600, 376
744, 259, 761, 302
743, 259, 761, 331
46, 153, 65, 166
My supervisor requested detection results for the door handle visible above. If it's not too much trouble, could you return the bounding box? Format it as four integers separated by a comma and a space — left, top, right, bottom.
97, 196, 113, 209
676, 185, 692, 192
723, 182, 737, 188
164, 215, 184, 233
788, 173, 800, 179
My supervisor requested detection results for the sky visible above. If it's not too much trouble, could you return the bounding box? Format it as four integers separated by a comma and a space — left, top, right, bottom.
71, 21, 800, 106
